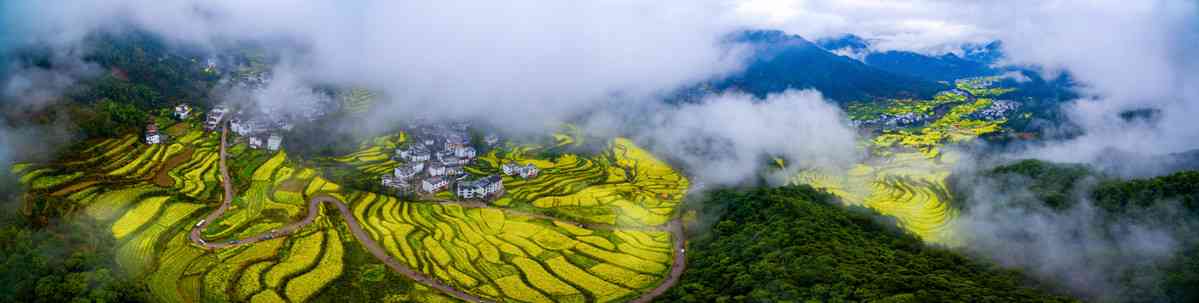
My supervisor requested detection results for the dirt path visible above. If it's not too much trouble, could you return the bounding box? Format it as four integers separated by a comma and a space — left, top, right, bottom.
189, 124, 687, 303
630, 218, 686, 303
50, 180, 98, 197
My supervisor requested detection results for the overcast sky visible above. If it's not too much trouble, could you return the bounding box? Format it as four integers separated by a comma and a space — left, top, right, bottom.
3, 0, 1198, 172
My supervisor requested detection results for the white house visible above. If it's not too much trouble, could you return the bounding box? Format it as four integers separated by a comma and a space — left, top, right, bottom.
395, 163, 423, 180
457, 175, 504, 199
422, 177, 449, 193
484, 134, 500, 146
249, 136, 264, 149
267, 134, 282, 151
443, 133, 469, 150
145, 123, 162, 145
427, 162, 447, 177
454, 146, 477, 159
435, 149, 452, 161
439, 156, 471, 166
381, 175, 412, 191
502, 163, 539, 179
231, 118, 264, 137
409, 161, 426, 173
230, 118, 246, 135
205, 106, 228, 131
174, 104, 192, 120
445, 165, 465, 176
398, 145, 431, 162
517, 164, 539, 179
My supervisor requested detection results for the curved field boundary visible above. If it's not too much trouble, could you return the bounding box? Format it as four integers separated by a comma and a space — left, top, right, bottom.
189, 125, 687, 303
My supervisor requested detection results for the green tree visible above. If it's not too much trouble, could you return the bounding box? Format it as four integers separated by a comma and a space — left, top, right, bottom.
661, 185, 1073, 302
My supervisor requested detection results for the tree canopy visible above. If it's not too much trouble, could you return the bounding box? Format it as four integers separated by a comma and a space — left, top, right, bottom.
661, 185, 1072, 302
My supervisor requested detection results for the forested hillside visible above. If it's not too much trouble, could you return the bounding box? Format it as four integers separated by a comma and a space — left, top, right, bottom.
661, 185, 1072, 302
717, 30, 947, 102
951, 159, 1199, 302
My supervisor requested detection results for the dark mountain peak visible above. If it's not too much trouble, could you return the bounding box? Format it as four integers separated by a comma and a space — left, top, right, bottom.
730, 29, 816, 48
707, 30, 947, 102
962, 40, 1005, 65
863, 50, 997, 82
816, 34, 871, 52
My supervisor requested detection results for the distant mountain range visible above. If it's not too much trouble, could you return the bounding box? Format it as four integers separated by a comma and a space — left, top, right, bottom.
679, 30, 1077, 105
711, 30, 947, 102
815, 34, 1002, 83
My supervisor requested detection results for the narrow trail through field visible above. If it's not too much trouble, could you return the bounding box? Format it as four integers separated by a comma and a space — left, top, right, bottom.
189, 125, 688, 303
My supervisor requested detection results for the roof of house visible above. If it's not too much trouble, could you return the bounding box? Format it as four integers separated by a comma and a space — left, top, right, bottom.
464, 175, 503, 188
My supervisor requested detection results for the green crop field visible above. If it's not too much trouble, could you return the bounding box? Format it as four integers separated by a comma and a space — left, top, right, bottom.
350, 192, 671, 302
12, 117, 687, 303
791, 79, 1021, 244
496, 138, 687, 226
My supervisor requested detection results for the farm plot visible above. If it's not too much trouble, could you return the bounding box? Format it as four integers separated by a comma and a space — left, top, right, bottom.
15, 116, 687, 303
792, 93, 1004, 243
352, 193, 673, 302
484, 138, 687, 226
201, 152, 310, 239
330, 133, 407, 175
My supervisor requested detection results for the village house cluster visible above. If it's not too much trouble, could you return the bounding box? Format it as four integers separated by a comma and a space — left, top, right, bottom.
502, 163, 540, 179
851, 112, 933, 129
968, 100, 1020, 120
198, 104, 316, 152
229, 114, 289, 152
144, 104, 199, 145
380, 121, 530, 201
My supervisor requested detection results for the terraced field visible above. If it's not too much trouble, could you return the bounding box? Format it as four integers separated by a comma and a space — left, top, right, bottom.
333, 129, 687, 227
10, 123, 351, 302
793, 84, 1012, 244
14, 120, 687, 303
329, 132, 406, 176
476, 138, 687, 227
351, 192, 673, 302
792, 156, 959, 242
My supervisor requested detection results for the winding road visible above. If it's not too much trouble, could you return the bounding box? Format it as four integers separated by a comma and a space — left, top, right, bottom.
189, 125, 687, 303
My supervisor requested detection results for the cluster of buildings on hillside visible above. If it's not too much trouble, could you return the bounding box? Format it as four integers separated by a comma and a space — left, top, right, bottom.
144, 105, 195, 145
851, 112, 933, 129
143, 103, 296, 152
968, 100, 1020, 120
380, 121, 536, 201
216, 106, 293, 151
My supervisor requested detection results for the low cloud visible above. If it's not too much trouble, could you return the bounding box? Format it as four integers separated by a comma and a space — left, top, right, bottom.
0, 45, 100, 182
951, 171, 1184, 301
1, 51, 102, 110
9, 0, 751, 135
739, 0, 1199, 172
583, 89, 859, 186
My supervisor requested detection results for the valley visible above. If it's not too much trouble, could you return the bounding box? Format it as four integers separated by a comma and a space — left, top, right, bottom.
791, 76, 1025, 243
12, 114, 690, 303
